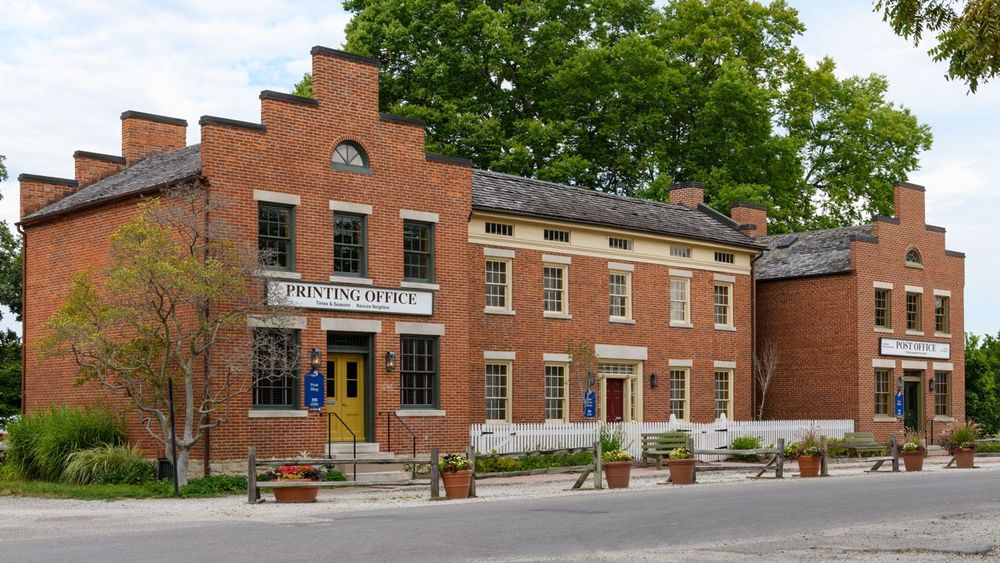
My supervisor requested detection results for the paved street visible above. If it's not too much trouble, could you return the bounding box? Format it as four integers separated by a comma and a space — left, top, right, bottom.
2, 466, 999, 562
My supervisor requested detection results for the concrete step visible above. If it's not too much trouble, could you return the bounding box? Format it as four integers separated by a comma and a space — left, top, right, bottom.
349, 470, 414, 483
325, 451, 399, 461
326, 442, 381, 456
333, 462, 409, 474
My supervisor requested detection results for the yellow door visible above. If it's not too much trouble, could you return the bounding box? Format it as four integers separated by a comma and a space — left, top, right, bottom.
324, 354, 365, 442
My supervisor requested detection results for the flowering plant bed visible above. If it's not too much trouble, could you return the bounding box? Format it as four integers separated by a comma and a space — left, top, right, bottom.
264, 465, 322, 481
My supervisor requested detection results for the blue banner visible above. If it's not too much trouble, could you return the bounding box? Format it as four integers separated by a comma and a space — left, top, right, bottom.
583, 390, 596, 418
894, 392, 904, 418
304, 369, 325, 411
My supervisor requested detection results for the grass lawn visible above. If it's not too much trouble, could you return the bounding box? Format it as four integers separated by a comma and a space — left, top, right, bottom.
0, 475, 247, 500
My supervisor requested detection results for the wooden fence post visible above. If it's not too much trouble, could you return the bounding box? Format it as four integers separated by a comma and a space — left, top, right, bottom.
890, 435, 899, 472
430, 447, 440, 499
820, 436, 829, 477
687, 436, 696, 483
466, 445, 477, 498
776, 438, 784, 478
246, 447, 257, 504
594, 440, 603, 490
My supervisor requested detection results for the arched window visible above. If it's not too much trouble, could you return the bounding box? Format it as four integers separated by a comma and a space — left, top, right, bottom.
331, 141, 369, 172
905, 248, 922, 266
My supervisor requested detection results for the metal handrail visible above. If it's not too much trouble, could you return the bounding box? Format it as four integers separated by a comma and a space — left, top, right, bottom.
380, 411, 418, 479
326, 411, 357, 481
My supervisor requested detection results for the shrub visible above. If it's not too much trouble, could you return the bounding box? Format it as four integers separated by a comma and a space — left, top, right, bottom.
668, 447, 692, 460
729, 436, 763, 462
599, 424, 625, 453
62, 444, 153, 485
324, 469, 347, 481
6, 406, 125, 481
475, 451, 594, 473
944, 422, 981, 451
180, 474, 247, 496
602, 449, 632, 462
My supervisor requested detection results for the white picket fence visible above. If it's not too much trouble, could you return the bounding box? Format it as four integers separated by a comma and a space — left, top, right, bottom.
470, 419, 855, 461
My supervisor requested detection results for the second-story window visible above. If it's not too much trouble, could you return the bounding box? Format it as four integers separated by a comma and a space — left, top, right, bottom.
334, 213, 366, 277
875, 288, 891, 329
714, 283, 733, 327
258, 203, 293, 271
543, 265, 567, 314
485, 259, 511, 311
609, 271, 631, 320
403, 220, 434, 282
906, 292, 922, 331
935, 296, 950, 333
670, 277, 690, 324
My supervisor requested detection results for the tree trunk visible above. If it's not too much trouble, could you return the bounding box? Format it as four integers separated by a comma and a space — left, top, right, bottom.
176, 447, 190, 487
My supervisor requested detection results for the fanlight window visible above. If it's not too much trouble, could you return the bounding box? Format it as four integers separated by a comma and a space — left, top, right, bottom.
332, 142, 369, 170
905, 248, 922, 265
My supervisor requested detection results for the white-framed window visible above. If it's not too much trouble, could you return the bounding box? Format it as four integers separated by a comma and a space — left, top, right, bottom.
609, 271, 632, 320
670, 277, 690, 324
669, 368, 689, 420
714, 251, 734, 264
485, 259, 512, 311
544, 229, 570, 243
485, 221, 513, 236
543, 265, 567, 314
669, 245, 691, 258
714, 283, 733, 327
609, 236, 633, 251
485, 362, 512, 422
714, 369, 733, 419
544, 364, 569, 422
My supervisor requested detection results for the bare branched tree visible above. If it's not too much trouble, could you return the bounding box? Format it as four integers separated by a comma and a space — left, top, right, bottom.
753, 339, 780, 420
44, 181, 298, 485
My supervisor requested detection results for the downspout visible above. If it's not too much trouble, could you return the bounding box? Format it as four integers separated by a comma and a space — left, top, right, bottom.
15, 222, 24, 415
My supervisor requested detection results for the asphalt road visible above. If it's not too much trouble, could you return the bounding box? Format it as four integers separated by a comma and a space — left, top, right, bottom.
5, 469, 1000, 562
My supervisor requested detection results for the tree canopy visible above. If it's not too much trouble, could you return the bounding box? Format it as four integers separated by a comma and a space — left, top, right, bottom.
297, 0, 932, 232
877, 0, 1000, 93
966, 332, 1000, 435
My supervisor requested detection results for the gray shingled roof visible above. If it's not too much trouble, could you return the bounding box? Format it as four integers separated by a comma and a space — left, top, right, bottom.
472, 169, 761, 249
756, 224, 873, 281
23, 144, 202, 222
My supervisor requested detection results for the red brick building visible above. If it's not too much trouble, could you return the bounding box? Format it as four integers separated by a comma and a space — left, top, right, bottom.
17, 46, 963, 471
749, 184, 965, 440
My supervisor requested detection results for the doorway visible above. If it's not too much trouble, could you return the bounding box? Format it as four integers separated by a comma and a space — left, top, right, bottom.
902, 370, 923, 432
325, 353, 366, 441
605, 379, 624, 423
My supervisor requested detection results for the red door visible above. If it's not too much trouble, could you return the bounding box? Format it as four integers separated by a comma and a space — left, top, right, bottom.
606, 379, 624, 422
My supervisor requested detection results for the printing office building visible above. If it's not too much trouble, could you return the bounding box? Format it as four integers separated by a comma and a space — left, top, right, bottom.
18, 46, 963, 466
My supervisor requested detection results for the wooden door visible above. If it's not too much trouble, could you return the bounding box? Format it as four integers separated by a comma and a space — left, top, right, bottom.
606, 379, 624, 423
324, 354, 366, 441
904, 379, 921, 431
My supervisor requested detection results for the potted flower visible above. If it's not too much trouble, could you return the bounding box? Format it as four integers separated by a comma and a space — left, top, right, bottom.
791, 427, 823, 478
900, 430, 926, 472
945, 422, 981, 469
264, 464, 322, 503
667, 447, 696, 485
439, 453, 474, 499
599, 425, 633, 488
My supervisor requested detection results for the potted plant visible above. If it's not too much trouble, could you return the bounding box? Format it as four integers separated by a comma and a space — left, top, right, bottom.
599, 424, 633, 488
791, 427, 823, 478
900, 430, 926, 472
667, 447, 696, 485
264, 464, 322, 503
439, 453, 474, 499
945, 422, 981, 469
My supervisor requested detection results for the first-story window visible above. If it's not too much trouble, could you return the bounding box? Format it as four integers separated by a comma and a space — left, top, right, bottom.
400, 336, 438, 408
714, 283, 733, 327
485, 259, 511, 311
609, 271, 631, 320
485, 362, 511, 422
669, 369, 688, 420
713, 370, 733, 419
543, 265, 567, 313
252, 328, 300, 408
934, 371, 951, 417
874, 369, 891, 416
544, 364, 568, 422
670, 278, 690, 324
258, 203, 294, 270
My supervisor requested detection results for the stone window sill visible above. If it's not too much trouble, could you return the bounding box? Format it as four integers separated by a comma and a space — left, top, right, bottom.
543, 312, 572, 320
935, 332, 952, 338
715, 324, 736, 332
874, 327, 894, 334
248, 409, 307, 418
401, 281, 440, 291
485, 307, 515, 316
905, 330, 925, 336
934, 415, 954, 422
330, 275, 373, 285
872, 416, 898, 422
260, 269, 302, 280
395, 409, 446, 417
670, 321, 693, 329
609, 317, 636, 325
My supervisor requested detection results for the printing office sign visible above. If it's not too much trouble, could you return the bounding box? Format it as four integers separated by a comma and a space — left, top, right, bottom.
879, 338, 950, 360
269, 280, 433, 316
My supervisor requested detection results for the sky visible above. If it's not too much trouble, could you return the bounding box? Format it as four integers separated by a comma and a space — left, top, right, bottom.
0, 0, 996, 335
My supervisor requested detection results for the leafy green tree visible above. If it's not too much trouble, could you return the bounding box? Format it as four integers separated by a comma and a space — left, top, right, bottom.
0, 330, 20, 420
966, 332, 1000, 435
876, 0, 1000, 93
298, 0, 931, 232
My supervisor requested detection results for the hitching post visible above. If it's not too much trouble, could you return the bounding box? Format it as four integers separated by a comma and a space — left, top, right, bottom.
594, 440, 603, 490
466, 445, 477, 498
820, 436, 829, 477
429, 447, 440, 499
246, 447, 257, 504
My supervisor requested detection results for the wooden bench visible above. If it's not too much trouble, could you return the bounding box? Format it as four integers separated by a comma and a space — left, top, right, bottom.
820, 435, 898, 474
641, 431, 691, 470
833, 432, 886, 458
692, 438, 786, 479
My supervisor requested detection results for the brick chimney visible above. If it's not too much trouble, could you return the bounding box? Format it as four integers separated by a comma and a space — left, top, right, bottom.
730, 201, 768, 237
893, 181, 925, 225
121, 111, 187, 165
19, 174, 79, 218
73, 150, 126, 187
669, 181, 705, 209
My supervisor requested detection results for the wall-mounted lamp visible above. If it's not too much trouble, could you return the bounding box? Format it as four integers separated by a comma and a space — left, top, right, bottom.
650, 372, 659, 389
928, 376, 936, 393
897, 377, 903, 392
310, 347, 321, 370
586, 370, 595, 389
385, 350, 397, 372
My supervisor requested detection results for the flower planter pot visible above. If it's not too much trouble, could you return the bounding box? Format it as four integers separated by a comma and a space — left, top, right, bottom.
441, 469, 473, 499
603, 461, 632, 489
797, 454, 821, 478
954, 448, 976, 469
271, 481, 320, 503
667, 458, 696, 485
902, 451, 924, 472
